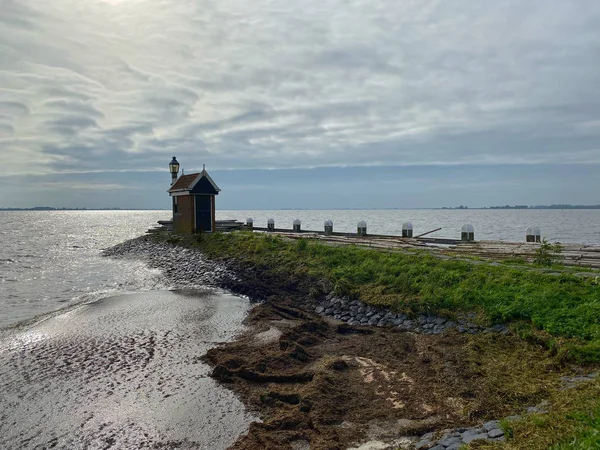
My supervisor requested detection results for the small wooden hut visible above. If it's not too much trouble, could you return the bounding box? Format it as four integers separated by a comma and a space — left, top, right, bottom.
167, 167, 220, 234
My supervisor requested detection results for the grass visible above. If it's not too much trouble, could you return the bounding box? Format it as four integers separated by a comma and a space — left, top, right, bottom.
155, 231, 600, 363
472, 378, 600, 450
148, 231, 600, 448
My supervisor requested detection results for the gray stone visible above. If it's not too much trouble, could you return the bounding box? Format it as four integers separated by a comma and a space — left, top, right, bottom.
429, 446, 445, 450
446, 445, 462, 450
438, 436, 462, 446
315, 306, 324, 313
483, 420, 500, 431
462, 432, 488, 444
487, 428, 504, 439
414, 439, 433, 449
434, 317, 447, 325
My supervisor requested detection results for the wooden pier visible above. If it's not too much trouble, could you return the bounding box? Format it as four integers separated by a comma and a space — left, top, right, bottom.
251, 228, 600, 270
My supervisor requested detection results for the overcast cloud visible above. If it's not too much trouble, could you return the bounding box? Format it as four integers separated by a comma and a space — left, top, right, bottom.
0, 0, 599, 208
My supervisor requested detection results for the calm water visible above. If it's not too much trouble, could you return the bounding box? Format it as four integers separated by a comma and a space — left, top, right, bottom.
0, 211, 168, 328
1, 209, 599, 329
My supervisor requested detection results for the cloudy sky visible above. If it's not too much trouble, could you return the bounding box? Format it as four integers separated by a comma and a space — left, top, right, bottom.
0, 0, 599, 209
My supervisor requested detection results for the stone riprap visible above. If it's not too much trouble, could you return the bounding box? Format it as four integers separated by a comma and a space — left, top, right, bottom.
102, 237, 239, 290
409, 420, 506, 449
314, 294, 509, 336
104, 237, 510, 337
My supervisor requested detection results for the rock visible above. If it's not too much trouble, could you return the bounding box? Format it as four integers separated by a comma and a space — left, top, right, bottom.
315, 306, 324, 314
446, 444, 462, 450
483, 420, 500, 431
487, 428, 504, 439
438, 436, 462, 447
462, 432, 488, 444
414, 439, 433, 449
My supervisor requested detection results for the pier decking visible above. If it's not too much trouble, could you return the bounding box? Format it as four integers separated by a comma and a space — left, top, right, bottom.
253, 228, 600, 270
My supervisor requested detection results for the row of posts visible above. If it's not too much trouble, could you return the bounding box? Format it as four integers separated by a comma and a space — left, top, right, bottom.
245, 218, 543, 242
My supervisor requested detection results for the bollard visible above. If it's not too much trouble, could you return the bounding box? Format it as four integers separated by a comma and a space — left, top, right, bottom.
526, 226, 541, 243
246, 218, 253, 231
324, 220, 333, 235
402, 222, 413, 238
267, 218, 275, 232
357, 220, 367, 236
293, 219, 301, 232
461, 224, 474, 241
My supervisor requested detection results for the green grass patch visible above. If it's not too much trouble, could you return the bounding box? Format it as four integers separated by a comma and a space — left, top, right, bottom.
154, 231, 600, 363
472, 378, 600, 450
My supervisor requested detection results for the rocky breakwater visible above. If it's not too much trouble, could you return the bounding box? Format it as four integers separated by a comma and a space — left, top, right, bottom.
103, 237, 238, 290
313, 294, 510, 336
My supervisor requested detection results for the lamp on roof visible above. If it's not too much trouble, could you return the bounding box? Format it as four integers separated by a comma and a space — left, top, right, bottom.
169, 156, 180, 185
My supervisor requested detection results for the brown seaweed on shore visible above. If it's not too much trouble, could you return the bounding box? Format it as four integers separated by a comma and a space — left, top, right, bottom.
202, 263, 565, 450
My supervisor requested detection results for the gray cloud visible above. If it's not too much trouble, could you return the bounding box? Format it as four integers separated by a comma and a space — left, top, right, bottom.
0, 0, 599, 185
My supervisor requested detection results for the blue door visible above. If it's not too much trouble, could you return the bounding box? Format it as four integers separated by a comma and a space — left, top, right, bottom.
195, 195, 212, 232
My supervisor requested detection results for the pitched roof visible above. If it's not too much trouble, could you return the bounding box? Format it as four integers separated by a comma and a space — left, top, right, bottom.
168, 169, 221, 193
168, 173, 199, 192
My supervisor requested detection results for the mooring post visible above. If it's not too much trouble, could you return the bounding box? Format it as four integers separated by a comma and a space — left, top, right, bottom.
267, 218, 275, 232
461, 224, 475, 241
324, 220, 333, 235
402, 222, 413, 238
293, 219, 301, 232
357, 220, 367, 236
526, 226, 541, 243
246, 218, 253, 231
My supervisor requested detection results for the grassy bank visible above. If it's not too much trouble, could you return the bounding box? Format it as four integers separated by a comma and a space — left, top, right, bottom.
160, 231, 600, 363
151, 231, 600, 448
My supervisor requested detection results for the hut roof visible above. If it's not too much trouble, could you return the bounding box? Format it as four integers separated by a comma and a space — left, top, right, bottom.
168, 168, 221, 194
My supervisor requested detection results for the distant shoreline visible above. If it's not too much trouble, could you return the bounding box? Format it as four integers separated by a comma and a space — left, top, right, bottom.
1, 205, 600, 211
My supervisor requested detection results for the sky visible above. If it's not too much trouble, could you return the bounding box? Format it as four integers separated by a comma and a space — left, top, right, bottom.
0, 0, 599, 209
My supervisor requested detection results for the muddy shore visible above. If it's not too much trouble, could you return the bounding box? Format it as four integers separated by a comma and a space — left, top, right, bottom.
105, 237, 572, 450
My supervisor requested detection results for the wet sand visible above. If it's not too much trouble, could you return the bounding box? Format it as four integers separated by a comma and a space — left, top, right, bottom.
0, 290, 255, 449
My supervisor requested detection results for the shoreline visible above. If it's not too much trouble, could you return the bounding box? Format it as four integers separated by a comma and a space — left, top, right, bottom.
0, 289, 255, 449
105, 234, 600, 449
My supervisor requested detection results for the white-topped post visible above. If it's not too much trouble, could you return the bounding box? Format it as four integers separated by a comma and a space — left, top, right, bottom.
357, 220, 367, 236
324, 220, 333, 235
402, 222, 413, 238
246, 218, 253, 231
461, 224, 475, 242
526, 226, 541, 243
293, 219, 301, 232
267, 218, 275, 232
